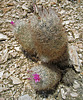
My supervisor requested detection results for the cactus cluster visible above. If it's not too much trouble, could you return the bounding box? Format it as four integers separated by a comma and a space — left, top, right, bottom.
14, 6, 68, 64
13, 4, 69, 91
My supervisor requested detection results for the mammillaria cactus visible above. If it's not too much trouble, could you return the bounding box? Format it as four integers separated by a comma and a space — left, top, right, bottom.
31, 7, 69, 64
27, 64, 61, 91
13, 20, 35, 55
13, 3, 69, 65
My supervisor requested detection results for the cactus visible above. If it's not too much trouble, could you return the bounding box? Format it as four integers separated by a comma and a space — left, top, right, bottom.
14, 5, 69, 65
27, 64, 61, 91
30, 6, 68, 64
14, 20, 36, 55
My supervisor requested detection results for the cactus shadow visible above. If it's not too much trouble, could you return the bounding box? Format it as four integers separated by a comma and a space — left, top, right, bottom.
36, 84, 59, 98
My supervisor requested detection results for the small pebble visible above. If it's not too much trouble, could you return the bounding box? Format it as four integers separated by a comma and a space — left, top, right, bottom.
0, 33, 8, 41
10, 76, 22, 84
70, 92, 78, 97
18, 94, 32, 100
61, 88, 66, 99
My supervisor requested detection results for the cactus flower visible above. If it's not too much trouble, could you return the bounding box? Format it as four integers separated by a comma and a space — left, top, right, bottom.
33, 73, 40, 83
10, 21, 15, 26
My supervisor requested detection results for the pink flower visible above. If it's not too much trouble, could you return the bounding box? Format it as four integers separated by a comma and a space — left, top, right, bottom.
10, 21, 15, 26
33, 73, 40, 83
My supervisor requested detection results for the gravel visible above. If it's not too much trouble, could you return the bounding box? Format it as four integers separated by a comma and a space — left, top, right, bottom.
0, 0, 83, 100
